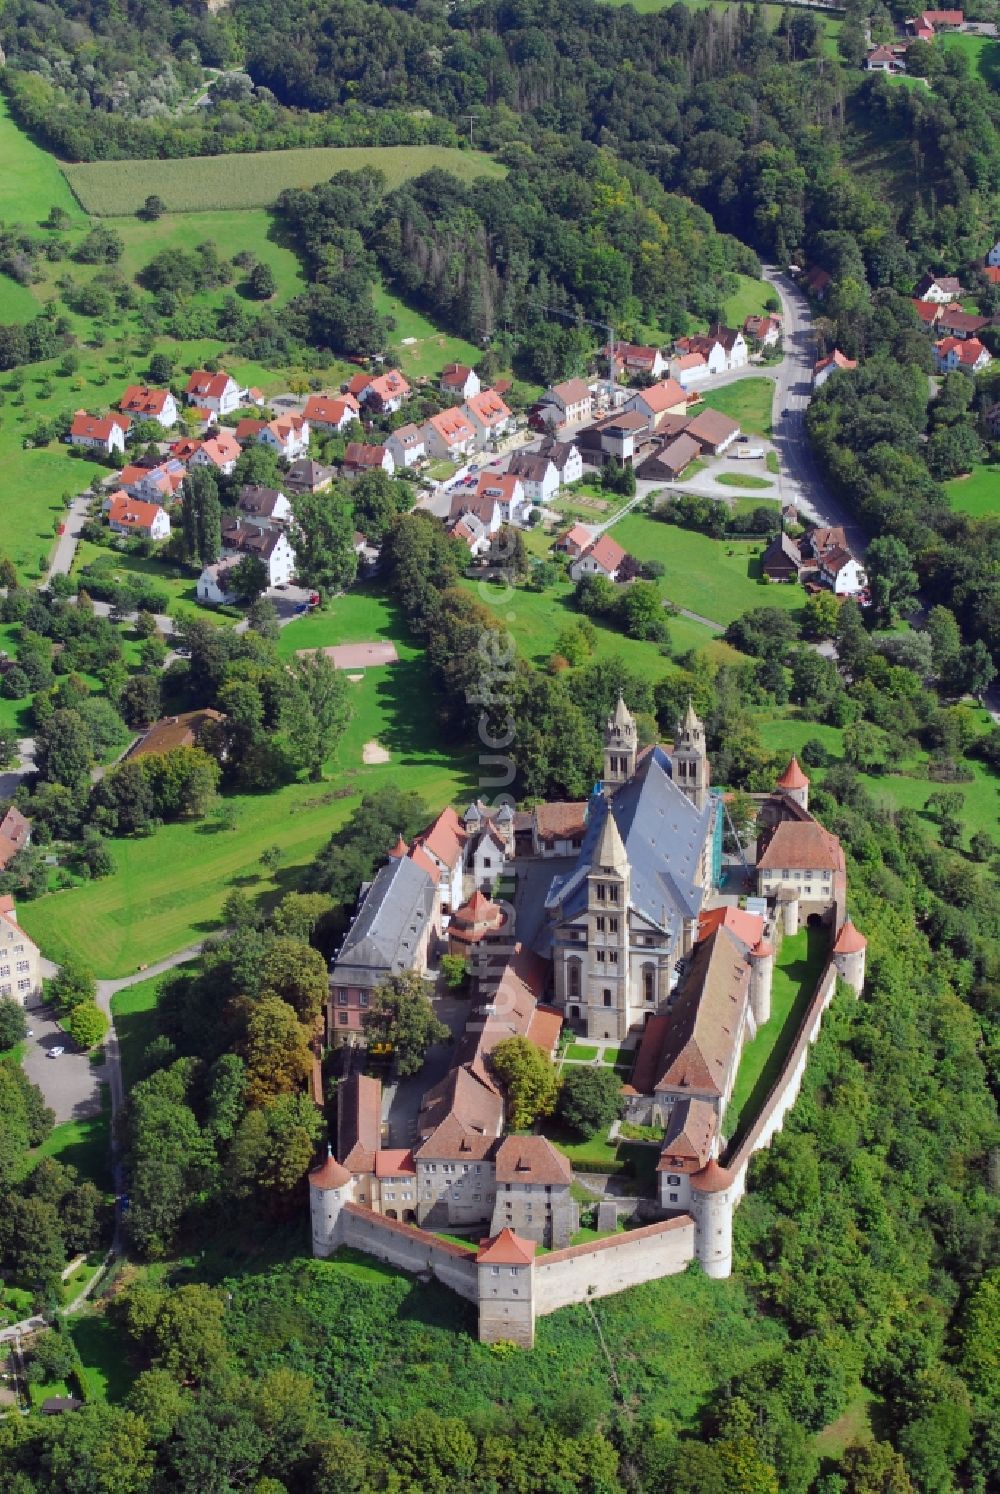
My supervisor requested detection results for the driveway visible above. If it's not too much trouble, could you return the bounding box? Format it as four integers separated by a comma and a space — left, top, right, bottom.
21, 1005, 108, 1126
46, 493, 93, 580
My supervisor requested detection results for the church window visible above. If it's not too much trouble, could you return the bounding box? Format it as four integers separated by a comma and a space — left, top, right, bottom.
643, 966, 655, 1002
596, 950, 605, 963
609, 950, 618, 964
608, 885, 619, 903
596, 884, 607, 902
609, 917, 619, 933
603, 990, 612, 1007
596, 916, 605, 931
568, 960, 581, 997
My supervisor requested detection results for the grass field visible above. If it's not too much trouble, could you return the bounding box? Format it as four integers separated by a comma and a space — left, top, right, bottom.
111, 973, 173, 1090
723, 274, 773, 326
71, 1311, 134, 1402
373, 282, 482, 382
945, 462, 1000, 518
695, 377, 775, 437
612, 513, 803, 627
64, 146, 505, 216
28, 1085, 113, 1192
19, 591, 477, 974
0, 95, 85, 229
72, 541, 227, 629
723, 925, 828, 1147
940, 32, 1000, 87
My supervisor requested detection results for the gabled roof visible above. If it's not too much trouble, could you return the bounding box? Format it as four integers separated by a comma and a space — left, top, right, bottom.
195, 429, 241, 466
441, 362, 475, 388
303, 393, 358, 424
374, 1148, 416, 1178
474, 472, 521, 504
657, 1096, 717, 1172
911, 299, 942, 324
814, 349, 857, 376
533, 801, 587, 843
547, 378, 591, 406
686, 407, 740, 447
426, 408, 477, 443
332, 856, 438, 983
761, 532, 802, 571
632, 378, 688, 414
697, 905, 764, 948
465, 389, 511, 426
70, 411, 127, 441
344, 442, 388, 468
652, 927, 751, 1097
337, 1073, 382, 1173
579, 533, 626, 574
367, 370, 411, 403
185, 369, 235, 400
673, 351, 707, 372
493, 1135, 571, 1186
108, 493, 163, 530
758, 818, 845, 872
120, 385, 172, 416
413, 806, 467, 871
476, 1227, 536, 1265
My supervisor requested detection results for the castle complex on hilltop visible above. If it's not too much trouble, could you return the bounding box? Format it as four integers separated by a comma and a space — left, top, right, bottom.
310, 700, 867, 1345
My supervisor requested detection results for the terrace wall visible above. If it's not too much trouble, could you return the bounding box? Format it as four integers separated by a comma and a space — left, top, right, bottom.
341, 1203, 478, 1301
534, 1217, 695, 1315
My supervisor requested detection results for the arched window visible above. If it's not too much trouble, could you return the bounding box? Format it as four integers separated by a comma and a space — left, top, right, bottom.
643, 964, 656, 1003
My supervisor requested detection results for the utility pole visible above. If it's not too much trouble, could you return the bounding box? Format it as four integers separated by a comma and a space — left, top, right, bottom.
462, 111, 482, 145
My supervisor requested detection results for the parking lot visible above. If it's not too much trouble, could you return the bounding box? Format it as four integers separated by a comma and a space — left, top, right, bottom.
20, 1005, 107, 1125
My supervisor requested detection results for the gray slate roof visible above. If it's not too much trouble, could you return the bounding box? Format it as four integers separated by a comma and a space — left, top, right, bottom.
542, 747, 711, 945
332, 856, 437, 986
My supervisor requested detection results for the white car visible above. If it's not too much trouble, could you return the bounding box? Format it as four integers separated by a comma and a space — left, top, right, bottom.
48, 1046, 65, 1058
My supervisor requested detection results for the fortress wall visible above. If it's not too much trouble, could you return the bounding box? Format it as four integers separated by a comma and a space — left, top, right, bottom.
725, 960, 838, 1203
534, 1216, 695, 1315
341, 1203, 479, 1301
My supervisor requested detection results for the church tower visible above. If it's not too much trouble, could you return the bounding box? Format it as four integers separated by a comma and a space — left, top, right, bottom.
673, 700, 709, 813
604, 695, 637, 788
585, 810, 631, 1040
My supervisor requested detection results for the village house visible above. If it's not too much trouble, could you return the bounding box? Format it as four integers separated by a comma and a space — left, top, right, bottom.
506, 451, 559, 505
184, 369, 241, 415
744, 314, 782, 348
911, 299, 944, 328
568, 533, 627, 582
284, 458, 335, 495
933, 336, 992, 374
238, 485, 292, 525
756, 814, 846, 919
196, 560, 240, 606
530, 802, 587, 858
671, 351, 710, 390
464, 389, 515, 448
220, 518, 297, 587
0, 808, 31, 873
258, 413, 310, 460
189, 428, 242, 476
128, 708, 225, 759
472, 471, 528, 525
987, 237, 1000, 269
119, 385, 178, 429
537, 437, 584, 486
302, 393, 359, 434
865, 44, 908, 72
423, 407, 479, 461
449, 489, 502, 538
935, 307, 989, 340
801, 524, 867, 596
907, 9, 963, 39
623, 378, 690, 433
440, 364, 481, 400
351, 369, 412, 414
107, 492, 171, 541
914, 272, 963, 303
385, 424, 426, 470
118, 459, 185, 505
813, 349, 858, 389
609, 342, 666, 381
449, 512, 492, 558
674, 325, 748, 375
555, 523, 593, 560
538, 379, 593, 430
576, 411, 653, 467
0, 895, 42, 1007
761, 531, 803, 583
68, 410, 128, 456
343, 442, 395, 477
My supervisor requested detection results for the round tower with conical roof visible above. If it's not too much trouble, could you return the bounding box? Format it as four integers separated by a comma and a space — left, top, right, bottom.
690, 1158, 736, 1278
832, 919, 867, 995
749, 937, 774, 1025
604, 694, 637, 788
776, 755, 809, 812
674, 700, 710, 812
309, 1152, 355, 1257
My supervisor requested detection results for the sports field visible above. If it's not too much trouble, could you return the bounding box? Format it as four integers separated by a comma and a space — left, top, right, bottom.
64, 145, 505, 215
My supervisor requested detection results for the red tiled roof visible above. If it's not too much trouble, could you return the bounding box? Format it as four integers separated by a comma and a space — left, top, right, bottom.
697, 905, 764, 948
834, 919, 867, 954
581, 533, 626, 573
304, 394, 356, 424
414, 806, 467, 871
374, 1148, 416, 1178
70, 411, 126, 441
120, 385, 172, 417
476, 1227, 536, 1265
690, 1158, 735, 1194
635, 378, 688, 414
533, 801, 587, 842
493, 1135, 571, 1186
344, 442, 388, 469
758, 819, 845, 872
474, 472, 521, 504
310, 1154, 352, 1189
777, 755, 809, 790
185, 369, 234, 401
108, 494, 162, 531
427, 408, 476, 443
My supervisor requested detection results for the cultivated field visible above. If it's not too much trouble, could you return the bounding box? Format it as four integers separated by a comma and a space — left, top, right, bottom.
64, 145, 505, 215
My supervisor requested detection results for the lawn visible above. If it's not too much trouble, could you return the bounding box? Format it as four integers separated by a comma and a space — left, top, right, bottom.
373, 283, 482, 382
0, 94, 85, 229
465, 572, 744, 677
64, 146, 505, 216
723, 274, 773, 326
71, 1311, 134, 1403
612, 514, 803, 627
723, 924, 828, 1148
27, 1085, 113, 1193
18, 592, 477, 975
71, 540, 239, 629
715, 473, 775, 491
694, 377, 774, 437
940, 32, 1000, 87
565, 1043, 599, 1061
945, 462, 1000, 518
111, 972, 175, 1090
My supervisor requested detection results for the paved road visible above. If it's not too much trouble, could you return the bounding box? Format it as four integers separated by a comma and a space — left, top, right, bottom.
46, 493, 92, 579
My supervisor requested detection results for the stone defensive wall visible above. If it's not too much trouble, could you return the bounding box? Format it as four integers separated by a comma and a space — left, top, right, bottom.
723, 957, 838, 1201
534, 1216, 695, 1315
341, 1202, 479, 1301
